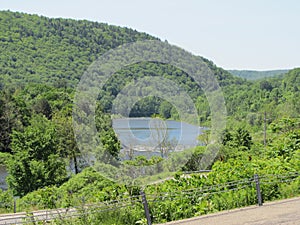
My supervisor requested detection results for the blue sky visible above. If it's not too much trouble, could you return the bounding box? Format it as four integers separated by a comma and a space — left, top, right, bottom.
1, 0, 299, 70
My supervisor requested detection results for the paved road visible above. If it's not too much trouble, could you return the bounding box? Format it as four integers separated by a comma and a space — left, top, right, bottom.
156, 197, 300, 225
0, 208, 76, 224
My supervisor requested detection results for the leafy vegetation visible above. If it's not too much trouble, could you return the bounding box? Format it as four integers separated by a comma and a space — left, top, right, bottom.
0, 10, 299, 224
0, 10, 157, 88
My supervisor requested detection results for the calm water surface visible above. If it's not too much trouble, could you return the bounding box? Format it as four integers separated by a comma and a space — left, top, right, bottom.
113, 118, 205, 152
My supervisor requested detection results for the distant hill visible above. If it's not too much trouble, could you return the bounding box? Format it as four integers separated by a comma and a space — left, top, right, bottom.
229, 69, 289, 80
0, 10, 158, 87
0, 10, 244, 90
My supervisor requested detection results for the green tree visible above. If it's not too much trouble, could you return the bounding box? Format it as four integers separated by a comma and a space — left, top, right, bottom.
95, 105, 121, 164
32, 98, 52, 119
221, 129, 233, 145
220, 128, 253, 155
6, 115, 67, 196
159, 101, 173, 119
182, 147, 205, 171
234, 128, 252, 150
53, 112, 81, 174
0, 88, 27, 153
100, 128, 121, 164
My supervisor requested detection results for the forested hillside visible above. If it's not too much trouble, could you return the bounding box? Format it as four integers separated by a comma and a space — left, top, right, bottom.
0, 10, 157, 87
0, 11, 299, 224
229, 69, 289, 80
224, 68, 300, 124
0, 10, 244, 120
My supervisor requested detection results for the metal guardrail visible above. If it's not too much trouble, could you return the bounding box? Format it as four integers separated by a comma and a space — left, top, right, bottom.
0, 172, 298, 224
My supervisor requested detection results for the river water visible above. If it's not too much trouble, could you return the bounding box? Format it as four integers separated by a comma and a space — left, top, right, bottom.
112, 117, 204, 157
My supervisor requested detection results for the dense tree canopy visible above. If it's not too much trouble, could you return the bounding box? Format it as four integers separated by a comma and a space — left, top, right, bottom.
7, 115, 67, 196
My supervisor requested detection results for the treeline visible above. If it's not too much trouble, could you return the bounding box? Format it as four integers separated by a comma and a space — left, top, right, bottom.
223, 68, 300, 127
229, 69, 289, 80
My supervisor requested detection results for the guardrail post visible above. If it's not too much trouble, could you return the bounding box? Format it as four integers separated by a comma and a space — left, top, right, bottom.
140, 190, 152, 225
13, 198, 16, 213
254, 174, 263, 206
